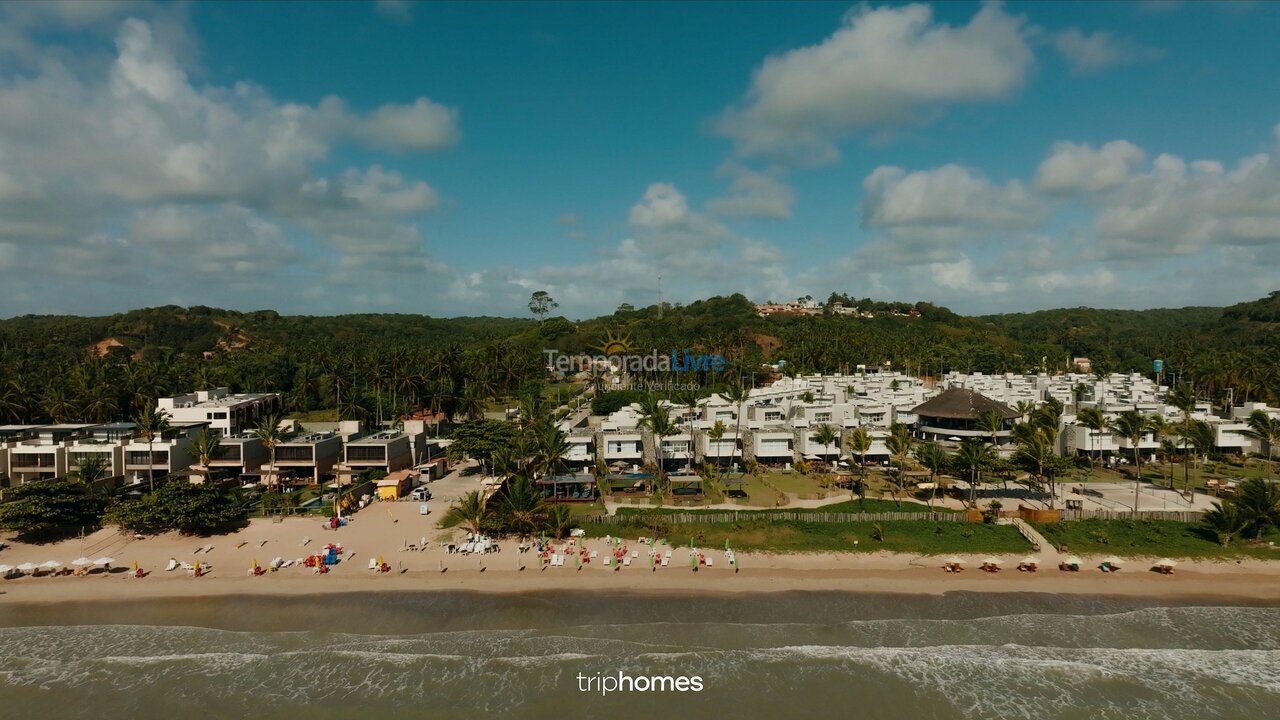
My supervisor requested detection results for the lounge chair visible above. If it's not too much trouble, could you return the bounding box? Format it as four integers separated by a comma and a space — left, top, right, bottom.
368, 558, 378, 570
165, 559, 178, 572
705, 557, 713, 567
603, 557, 612, 567
589, 550, 599, 559
661, 556, 670, 567
623, 557, 631, 567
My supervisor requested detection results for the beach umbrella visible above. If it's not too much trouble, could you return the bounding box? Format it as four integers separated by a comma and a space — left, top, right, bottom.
93, 556, 114, 566
1021, 556, 1040, 566
0, 564, 12, 575
982, 557, 1001, 566
1154, 558, 1177, 568
41, 560, 63, 570
1064, 555, 1082, 567
131, 561, 138, 573
945, 556, 965, 566
17, 562, 37, 573
1102, 556, 1124, 567
72, 557, 92, 567
194, 559, 201, 574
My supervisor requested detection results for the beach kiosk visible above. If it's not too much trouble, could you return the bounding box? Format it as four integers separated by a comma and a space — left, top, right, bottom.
375, 469, 413, 501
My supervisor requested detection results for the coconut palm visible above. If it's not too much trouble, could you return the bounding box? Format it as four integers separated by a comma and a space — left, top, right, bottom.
1182, 419, 1216, 487
1076, 406, 1107, 469
443, 490, 489, 535
913, 442, 949, 508
673, 388, 702, 471
884, 423, 915, 507
978, 408, 1006, 453
252, 413, 285, 491
811, 423, 839, 462
1156, 439, 1178, 489
1167, 382, 1197, 494
1202, 501, 1248, 547
1242, 409, 1280, 478
190, 428, 222, 482
722, 381, 751, 473
1108, 410, 1149, 513
135, 406, 171, 493
637, 395, 676, 491
847, 426, 873, 507
1233, 477, 1280, 539
71, 454, 108, 486
1146, 415, 1175, 486
499, 477, 546, 538
956, 437, 995, 507
706, 420, 728, 469
1014, 400, 1036, 424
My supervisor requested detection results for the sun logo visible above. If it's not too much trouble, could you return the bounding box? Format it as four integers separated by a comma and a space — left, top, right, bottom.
592, 330, 635, 357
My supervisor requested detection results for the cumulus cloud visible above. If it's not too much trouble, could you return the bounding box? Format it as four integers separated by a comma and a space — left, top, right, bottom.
862, 164, 1045, 230
706, 163, 796, 219
1034, 140, 1146, 193
715, 3, 1034, 164
1053, 28, 1164, 75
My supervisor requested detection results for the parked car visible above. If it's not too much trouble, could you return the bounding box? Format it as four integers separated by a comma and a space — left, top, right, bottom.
409, 486, 432, 501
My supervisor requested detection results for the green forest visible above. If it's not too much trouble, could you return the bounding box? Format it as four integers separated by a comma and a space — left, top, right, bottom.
1, 290, 1277, 427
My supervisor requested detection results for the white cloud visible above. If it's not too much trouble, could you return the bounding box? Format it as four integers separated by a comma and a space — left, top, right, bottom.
355, 97, 460, 152
862, 164, 1045, 230
1053, 28, 1164, 75
706, 163, 795, 219
299, 166, 439, 216
1035, 140, 1146, 193
716, 3, 1033, 164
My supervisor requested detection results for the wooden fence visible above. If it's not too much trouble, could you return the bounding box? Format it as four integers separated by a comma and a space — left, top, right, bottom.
594, 510, 965, 525
593, 508, 1206, 525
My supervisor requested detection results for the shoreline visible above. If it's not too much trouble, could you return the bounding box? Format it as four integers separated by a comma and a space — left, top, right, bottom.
4, 506, 1280, 609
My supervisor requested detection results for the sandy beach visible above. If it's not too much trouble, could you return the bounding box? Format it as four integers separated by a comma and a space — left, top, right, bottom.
4, 501, 1280, 604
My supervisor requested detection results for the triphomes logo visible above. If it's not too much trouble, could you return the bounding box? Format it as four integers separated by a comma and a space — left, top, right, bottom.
545, 331, 727, 374
576, 671, 704, 695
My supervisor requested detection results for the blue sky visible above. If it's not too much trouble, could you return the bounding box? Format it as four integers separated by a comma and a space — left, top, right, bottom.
1, 1, 1279, 319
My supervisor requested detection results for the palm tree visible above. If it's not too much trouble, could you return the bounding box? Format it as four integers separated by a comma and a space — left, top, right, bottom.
637, 396, 675, 492
252, 413, 285, 491
722, 381, 751, 473
135, 406, 171, 493
1108, 410, 1149, 513
956, 437, 994, 508
811, 423, 839, 462
531, 423, 570, 480
1167, 382, 1197, 494
673, 388, 702, 471
547, 503, 573, 539
978, 408, 1006, 454
71, 454, 108, 485
190, 428, 223, 483
1076, 407, 1106, 469
1156, 439, 1178, 489
443, 490, 489, 535
706, 420, 728, 470
1012, 431, 1055, 507
1242, 409, 1280, 478
1182, 419, 1215, 489
884, 423, 914, 507
1202, 501, 1248, 547
913, 442, 949, 508
1014, 400, 1036, 424
1234, 477, 1280, 539
499, 477, 546, 537
847, 426, 872, 507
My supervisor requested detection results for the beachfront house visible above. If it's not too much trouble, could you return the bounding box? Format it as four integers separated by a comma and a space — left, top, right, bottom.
158, 387, 283, 436
271, 431, 343, 485
121, 421, 205, 485
66, 422, 137, 481
335, 430, 417, 485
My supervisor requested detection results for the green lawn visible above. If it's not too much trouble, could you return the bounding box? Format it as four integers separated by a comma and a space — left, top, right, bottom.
583, 518, 1028, 555
1033, 518, 1280, 560
762, 471, 826, 496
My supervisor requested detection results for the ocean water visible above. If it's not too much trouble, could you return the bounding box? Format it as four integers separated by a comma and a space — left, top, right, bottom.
2, 592, 1279, 719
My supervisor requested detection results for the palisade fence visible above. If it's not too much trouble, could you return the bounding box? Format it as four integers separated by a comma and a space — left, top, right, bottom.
593, 508, 1206, 525
594, 511, 966, 525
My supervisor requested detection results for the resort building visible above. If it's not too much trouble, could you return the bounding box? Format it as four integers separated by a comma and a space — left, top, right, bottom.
2, 424, 100, 484
270, 431, 343, 484
157, 387, 283, 436
335, 430, 419, 483
121, 421, 206, 485
66, 422, 138, 480
203, 433, 267, 482
910, 388, 1020, 446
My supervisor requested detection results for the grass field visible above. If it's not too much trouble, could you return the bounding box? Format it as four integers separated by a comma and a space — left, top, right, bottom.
1033, 518, 1280, 559
583, 517, 1029, 555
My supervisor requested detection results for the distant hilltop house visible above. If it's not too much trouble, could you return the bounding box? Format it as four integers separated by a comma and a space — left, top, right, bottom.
755, 298, 918, 319
1073, 357, 1092, 373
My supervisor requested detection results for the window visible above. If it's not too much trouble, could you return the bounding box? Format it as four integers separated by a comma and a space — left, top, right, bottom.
764, 411, 783, 422
814, 412, 832, 422
347, 446, 386, 462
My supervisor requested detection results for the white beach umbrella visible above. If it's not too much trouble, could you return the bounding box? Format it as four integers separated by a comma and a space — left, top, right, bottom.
40, 560, 63, 570
803, 453, 821, 461
1103, 556, 1124, 566
72, 557, 93, 567
1021, 556, 1041, 566
93, 556, 115, 565
1154, 558, 1177, 568
0, 564, 13, 574
945, 556, 965, 565
982, 557, 1001, 566
16, 562, 38, 573
1064, 555, 1082, 566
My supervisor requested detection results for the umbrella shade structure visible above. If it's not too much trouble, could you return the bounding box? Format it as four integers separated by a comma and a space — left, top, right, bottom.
945, 556, 965, 566
1064, 555, 1082, 566
0, 564, 13, 574
1154, 558, 1177, 568
16, 562, 38, 572
72, 557, 93, 567
93, 557, 115, 565
1102, 556, 1124, 566
802, 454, 821, 461
982, 557, 1001, 566
40, 560, 63, 570
1021, 556, 1041, 566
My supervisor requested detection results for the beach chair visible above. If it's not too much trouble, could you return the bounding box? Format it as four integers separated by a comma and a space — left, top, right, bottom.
706, 557, 713, 567
631, 550, 639, 559
661, 556, 670, 567
368, 558, 378, 570
604, 557, 612, 567
623, 557, 632, 567
420, 536, 428, 551
589, 550, 599, 559
165, 559, 178, 572
202, 544, 214, 554
180, 561, 194, 571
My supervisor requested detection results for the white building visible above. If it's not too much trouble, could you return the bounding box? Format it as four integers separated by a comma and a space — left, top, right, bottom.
157, 387, 283, 436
